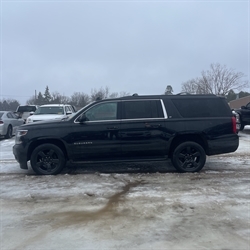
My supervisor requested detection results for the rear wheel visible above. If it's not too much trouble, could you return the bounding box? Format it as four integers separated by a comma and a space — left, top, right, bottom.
171, 141, 206, 173
30, 144, 66, 175
5, 125, 12, 139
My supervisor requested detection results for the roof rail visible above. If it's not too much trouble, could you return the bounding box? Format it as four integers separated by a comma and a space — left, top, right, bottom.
176, 92, 192, 95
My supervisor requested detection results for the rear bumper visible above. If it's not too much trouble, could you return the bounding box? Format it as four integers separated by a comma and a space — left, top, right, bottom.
207, 134, 239, 156
13, 144, 28, 169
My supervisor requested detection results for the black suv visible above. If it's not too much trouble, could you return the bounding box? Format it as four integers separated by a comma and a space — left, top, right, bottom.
13, 94, 239, 175
234, 102, 250, 131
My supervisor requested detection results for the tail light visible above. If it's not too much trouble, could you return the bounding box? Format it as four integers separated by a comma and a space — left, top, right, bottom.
232, 116, 236, 133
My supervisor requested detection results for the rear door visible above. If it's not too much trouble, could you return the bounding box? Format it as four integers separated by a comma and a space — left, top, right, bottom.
120, 99, 167, 159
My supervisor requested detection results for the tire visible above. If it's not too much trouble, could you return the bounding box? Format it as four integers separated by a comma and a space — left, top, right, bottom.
5, 125, 13, 139
171, 141, 206, 173
239, 122, 245, 131
30, 144, 66, 175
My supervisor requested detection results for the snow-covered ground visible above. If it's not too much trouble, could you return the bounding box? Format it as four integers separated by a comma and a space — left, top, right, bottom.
0, 129, 249, 250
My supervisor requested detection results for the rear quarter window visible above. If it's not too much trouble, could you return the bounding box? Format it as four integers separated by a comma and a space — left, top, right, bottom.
172, 98, 232, 118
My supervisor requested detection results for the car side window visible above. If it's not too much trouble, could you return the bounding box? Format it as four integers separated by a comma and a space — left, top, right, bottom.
85, 102, 118, 121
7, 112, 14, 118
65, 106, 71, 113
122, 100, 163, 119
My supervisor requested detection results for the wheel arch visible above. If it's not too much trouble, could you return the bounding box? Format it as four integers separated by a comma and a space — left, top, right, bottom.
169, 133, 208, 157
27, 139, 69, 162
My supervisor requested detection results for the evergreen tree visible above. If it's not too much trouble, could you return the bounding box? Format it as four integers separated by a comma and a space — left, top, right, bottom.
44, 86, 52, 104
36, 92, 44, 105
239, 91, 250, 98
226, 89, 237, 102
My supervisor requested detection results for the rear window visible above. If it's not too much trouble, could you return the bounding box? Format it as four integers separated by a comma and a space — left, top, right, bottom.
172, 98, 231, 118
17, 106, 37, 112
34, 106, 64, 115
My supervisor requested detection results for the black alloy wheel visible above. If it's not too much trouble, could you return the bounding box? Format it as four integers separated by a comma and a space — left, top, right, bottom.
5, 125, 12, 139
171, 141, 206, 173
30, 144, 66, 175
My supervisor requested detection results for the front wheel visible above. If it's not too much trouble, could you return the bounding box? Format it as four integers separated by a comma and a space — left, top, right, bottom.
30, 144, 66, 175
171, 141, 206, 173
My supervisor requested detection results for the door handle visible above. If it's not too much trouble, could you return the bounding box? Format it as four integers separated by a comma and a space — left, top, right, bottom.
145, 123, 161, 128
107, 126, 117, 130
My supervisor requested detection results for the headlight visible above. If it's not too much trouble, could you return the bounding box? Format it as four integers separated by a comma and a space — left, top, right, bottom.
15, 130, 28, 144
26, 118, 32, 123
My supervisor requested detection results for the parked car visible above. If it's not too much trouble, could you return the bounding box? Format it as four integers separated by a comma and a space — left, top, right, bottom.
232, 110, 240, 133
13, 94, 239, 175
0, 111, 24, 139
16, 105, 39, 123
26, 104, 75, 123
233, 102, 250, 131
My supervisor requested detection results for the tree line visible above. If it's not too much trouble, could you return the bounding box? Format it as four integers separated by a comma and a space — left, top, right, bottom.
1, 63, 249, 111
26, 86, 130, 108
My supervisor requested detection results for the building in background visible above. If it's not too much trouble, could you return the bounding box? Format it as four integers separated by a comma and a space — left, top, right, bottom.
229, 95, 250, 109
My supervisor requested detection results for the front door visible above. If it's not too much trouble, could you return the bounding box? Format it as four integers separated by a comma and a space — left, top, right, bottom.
70, 101, 121, 161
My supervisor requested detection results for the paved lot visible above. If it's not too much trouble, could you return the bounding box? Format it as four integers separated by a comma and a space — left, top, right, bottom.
0, 131, 250, 250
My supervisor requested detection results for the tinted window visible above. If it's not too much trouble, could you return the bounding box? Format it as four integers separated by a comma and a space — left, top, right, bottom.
122, 100, 163, 119
17, 106, 37, 112
85, 102, 117, 121
172, 98, 231, 118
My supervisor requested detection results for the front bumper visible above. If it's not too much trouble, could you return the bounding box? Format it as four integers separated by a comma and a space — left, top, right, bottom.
13, 144, 28, 169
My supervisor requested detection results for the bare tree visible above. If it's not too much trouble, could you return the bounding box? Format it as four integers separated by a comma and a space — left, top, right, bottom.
90, 86, 110, 101
70, 92, 90, 108
50, 91, 62, 104
164, 85, 174, 95
181, 63, 249, 95
26, 95, 36, 105
119, 91, 130, 97
109, 91, 130, 98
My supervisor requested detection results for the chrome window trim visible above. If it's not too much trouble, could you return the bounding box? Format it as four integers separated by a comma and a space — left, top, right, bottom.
121, 117, 166, 122
160, 99, 168, 118
74, 98, 168, 123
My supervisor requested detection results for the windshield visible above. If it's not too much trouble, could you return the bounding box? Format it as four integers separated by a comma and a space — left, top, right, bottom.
34, 106, 65, 115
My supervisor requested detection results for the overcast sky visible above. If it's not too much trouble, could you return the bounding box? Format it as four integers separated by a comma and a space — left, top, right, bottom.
1, 0, 249, 105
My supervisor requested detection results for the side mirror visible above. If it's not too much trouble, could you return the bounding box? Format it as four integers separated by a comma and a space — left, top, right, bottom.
66, 111, 72, 115
78, 113, 87, 123
241, 106, 246, 109
30, 111, 34, 116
